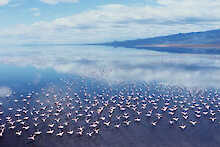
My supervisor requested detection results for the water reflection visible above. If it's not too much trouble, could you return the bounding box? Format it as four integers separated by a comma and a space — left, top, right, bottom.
0, 45, 220, 147
0, 87, 12, 97
0, 45, 220, 88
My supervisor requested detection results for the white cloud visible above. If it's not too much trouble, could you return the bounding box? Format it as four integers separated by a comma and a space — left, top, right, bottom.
0, 0, 9, 6
0, 0, 220, 44
33, 12, 41, 16
40, 0, 79, 5
30, 8, 39, 11
29, 8, 41, 17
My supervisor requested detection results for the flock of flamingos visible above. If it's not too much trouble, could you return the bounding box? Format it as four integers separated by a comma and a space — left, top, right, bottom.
0, 76, 220, 143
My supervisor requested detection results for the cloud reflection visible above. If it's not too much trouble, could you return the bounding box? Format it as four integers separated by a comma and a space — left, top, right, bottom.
0, 86, 12, 97
0, 45, 220, 88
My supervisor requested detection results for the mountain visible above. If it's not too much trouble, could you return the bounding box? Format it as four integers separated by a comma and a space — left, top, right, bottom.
89, 29, 220, 54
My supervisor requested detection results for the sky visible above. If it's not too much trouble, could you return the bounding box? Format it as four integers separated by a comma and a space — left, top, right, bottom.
0, 0, 220, 45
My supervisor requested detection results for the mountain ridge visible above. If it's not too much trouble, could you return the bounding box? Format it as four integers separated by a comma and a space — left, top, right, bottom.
90, 29, 220, 49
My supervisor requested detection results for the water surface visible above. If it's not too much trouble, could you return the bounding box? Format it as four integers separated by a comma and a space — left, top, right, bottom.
0, 45, 220, 147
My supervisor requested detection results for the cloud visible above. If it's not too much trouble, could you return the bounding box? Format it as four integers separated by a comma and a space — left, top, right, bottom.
0, 0, 9, 6
33, 12, 41, 17
0, 87, 12, 97
30, 8, 39, 11
0, 0, 220, 44
40, 0, 79, 5
29, 8, 41, 17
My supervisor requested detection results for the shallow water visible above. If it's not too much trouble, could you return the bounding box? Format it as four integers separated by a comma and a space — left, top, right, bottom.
0, 45, 220, 147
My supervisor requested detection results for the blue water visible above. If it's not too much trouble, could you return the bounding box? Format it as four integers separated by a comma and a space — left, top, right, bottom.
0, 45, 220, 147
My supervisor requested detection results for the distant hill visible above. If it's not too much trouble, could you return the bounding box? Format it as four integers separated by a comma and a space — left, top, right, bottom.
89, 29, 220, 54
93, 29, 220, 48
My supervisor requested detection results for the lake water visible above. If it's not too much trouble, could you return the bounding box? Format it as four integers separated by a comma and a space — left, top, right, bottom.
0, 45, 220, 147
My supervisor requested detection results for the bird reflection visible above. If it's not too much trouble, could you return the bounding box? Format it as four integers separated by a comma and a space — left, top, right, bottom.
0, 76, 220, 143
